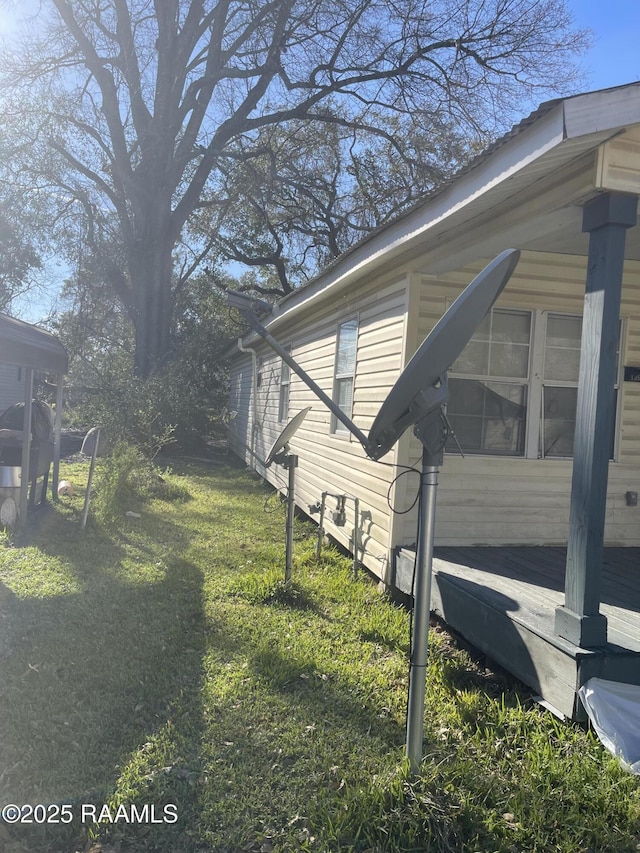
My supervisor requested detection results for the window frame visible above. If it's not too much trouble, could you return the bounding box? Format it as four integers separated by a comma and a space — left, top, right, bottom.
446, 307, 532, 457
331, 317, 359, 435
446, 307, 625, 461
536, 312, 623, 461
278, 346, 292, 423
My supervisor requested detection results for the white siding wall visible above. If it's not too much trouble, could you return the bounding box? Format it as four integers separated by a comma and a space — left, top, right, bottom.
229, 275, 410, 580
397, 251, 640, 547
230, 248, 640, 564
0, 365, 24, 414
227, 352, 255, 464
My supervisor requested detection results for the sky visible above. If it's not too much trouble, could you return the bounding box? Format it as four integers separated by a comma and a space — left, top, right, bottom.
3, 0, 640, 323
567, 0, 640, 90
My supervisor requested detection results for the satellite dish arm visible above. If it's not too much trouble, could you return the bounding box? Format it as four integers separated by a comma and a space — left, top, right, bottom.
237, 308, 370, 452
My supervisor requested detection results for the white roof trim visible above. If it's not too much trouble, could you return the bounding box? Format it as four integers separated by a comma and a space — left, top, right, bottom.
564, 84, 640, 138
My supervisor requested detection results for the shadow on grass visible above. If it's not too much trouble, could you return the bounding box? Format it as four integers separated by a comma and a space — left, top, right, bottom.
0, 511, 207, 852
3, 474, 633, 853
248, 641, 405, 745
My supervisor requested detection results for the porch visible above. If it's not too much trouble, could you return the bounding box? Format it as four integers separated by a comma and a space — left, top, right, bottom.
394, 546, 640, 720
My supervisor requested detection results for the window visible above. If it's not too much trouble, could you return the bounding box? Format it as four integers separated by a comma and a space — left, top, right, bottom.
541, 314, 582, 458
278, 352, 291, 422
332, 319, 358, 433
446, 308, 622, 460
446, 309, 530, 456
541, 314, 620, 459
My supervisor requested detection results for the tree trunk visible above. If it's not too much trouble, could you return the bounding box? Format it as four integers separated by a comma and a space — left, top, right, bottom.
129, 236, 174, 378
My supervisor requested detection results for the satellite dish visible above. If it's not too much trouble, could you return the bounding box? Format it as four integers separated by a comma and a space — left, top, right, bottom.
368, 249, 520, 460
260, 407, 311, 584
229, 250, 522, 771
265, 406, 312, 467
366, 248, 521, 773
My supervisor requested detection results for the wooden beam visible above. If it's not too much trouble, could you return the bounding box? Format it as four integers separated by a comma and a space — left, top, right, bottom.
555, 192, 638, 648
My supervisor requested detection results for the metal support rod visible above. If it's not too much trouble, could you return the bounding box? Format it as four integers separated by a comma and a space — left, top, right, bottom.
81, 428, 100, 530
242, 314, 370, 451
284, 453, 298, 584
353, 497, 360, 578
316, 491, 327, 562
18, 369, 34, 526
406, 448, 439, 773
52, 376, 64, 501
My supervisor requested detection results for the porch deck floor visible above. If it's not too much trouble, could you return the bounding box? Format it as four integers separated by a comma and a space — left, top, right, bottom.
432, 546, 640, 653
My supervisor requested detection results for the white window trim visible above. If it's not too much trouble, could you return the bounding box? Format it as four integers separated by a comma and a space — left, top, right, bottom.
278, 345, 292, 423
331, 317, 359, 436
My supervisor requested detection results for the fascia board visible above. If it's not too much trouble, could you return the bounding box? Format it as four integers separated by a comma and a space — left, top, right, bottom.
563, 84, 640, 139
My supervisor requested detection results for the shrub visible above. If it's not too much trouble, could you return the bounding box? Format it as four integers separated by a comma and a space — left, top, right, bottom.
91, 444, 190, 527
91, 442, 145, 527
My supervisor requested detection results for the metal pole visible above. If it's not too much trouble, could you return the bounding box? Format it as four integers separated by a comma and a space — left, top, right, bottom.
18, 370, 34, 526
81, 428, 100, 530
284, 454, 298, 584
353, 497, 360, 578
317, 492, 326, 562
52, 376, 64, 501
406, 447, 439, 773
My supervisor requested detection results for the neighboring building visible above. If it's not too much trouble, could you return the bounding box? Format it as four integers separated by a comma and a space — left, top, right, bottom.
229, 83, 640, 717
0, 313, 68, 523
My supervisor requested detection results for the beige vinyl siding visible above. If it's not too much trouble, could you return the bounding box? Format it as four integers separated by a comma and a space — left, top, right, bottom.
231, 274, 410, 580
230, 248, 640, 561
227, 353, 255, 464
397, 251, 640, 547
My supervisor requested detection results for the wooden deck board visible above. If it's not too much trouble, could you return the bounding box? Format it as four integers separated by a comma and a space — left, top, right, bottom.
394, 546, 640, 718
433, 546, 640, 647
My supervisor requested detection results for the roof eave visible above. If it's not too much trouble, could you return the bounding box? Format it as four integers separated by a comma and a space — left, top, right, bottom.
234, 82, 640, 349
0, 314, 69, 374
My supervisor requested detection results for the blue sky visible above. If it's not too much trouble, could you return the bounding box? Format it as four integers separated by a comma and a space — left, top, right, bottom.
568, 0, 640, 89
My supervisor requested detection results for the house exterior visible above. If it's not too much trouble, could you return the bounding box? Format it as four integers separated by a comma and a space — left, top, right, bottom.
229, 82, 640, 587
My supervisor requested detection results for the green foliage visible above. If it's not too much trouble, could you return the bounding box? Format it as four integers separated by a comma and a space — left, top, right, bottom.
91, 442, 146, 526
229, 567, 312, 607
77, 368, 178, 458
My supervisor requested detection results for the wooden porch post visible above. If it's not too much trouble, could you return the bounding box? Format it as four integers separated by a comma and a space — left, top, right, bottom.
555, 192, 637, 648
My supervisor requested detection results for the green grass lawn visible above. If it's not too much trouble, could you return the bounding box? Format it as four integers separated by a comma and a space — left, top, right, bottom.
0, 455, 638, 852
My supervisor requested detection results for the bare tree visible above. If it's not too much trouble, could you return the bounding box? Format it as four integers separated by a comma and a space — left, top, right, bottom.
194, 113, 475, 295
0, 0, 588, 376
